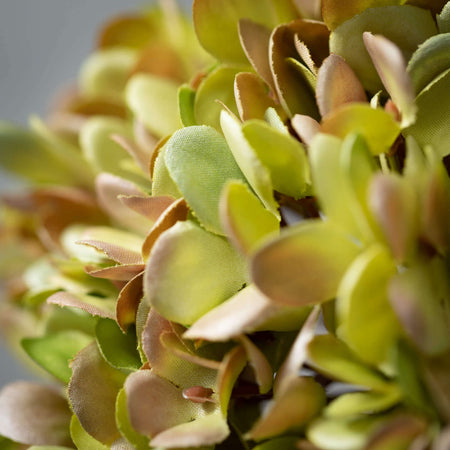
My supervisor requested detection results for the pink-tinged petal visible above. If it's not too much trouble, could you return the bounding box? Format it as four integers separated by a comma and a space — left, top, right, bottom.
291, 114, 320, 145
292, 0, 322, 20
240, 336, 273, 394
251, 221, 360, 307
142, 197, 188, 261
294, 37, 317, 74
217, 345, 247, 415
363, 32, 417, 127
47, 291, 115, 320
76, 240, 143, 265
86, 264, 145, 281
119, 194, 175, 222
184, 285, 308, 342
124, 370, 202, 438
150, 411, 229, 448
69, 343, 126, 444
116, 272, 144, 332
274, 306, 320, 394
182, 386, 215, 404
142, 309, 218, 389
368, 173, 418, 262
110, 134, 150, 174
247, 377, 326, 441
96, 173, 153, 235
0, 382, 72, 446
235, 72, 280, 122
316, 54, 367, 117
238, 19, 276, 93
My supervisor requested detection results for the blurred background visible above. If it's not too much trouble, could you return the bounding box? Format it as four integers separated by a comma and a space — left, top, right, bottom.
0, 0, 192, 387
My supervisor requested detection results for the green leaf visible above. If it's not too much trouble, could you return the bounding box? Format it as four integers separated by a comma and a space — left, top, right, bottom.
329, 5, 437, 92
145, 220, 247, 325
220, 110, 279, 218
306, 334, 394, 391
242, 119, 310, 198
438, 2, 450, 32
115, 389, 149, 450
336, 244, 400, 365
194, 66, 241, 131
407, 33, 450, 95
320, 103, 401, 155
151, 146, 182, 198
70, 415, 109, 450
165, 126, 247, 235
251, 220, 360, 307
126, 73, 182, 138
95, 318, 142, 372
405, 67, 450, 159
21, 330, 93, 384
178, 84, 197, 127
28, 447, 73, 450
220, 180, 279, 254
80, 48, 137, 100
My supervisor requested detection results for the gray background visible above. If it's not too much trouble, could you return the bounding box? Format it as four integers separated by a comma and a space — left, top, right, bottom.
0, 0, 191, 388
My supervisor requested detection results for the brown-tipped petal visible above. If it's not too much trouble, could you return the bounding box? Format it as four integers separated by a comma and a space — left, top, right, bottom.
291, 114, 320, 145
240, 335, 273, 394
142, 197, 188, 261
150, 412, 229, 449
160, 331, 221, 370
248, 377, 326, 441
217, 345, 247, 415
47, 291, 115, 320
110, 133, 150, 173
96, 173, 153, 235
142, 309, 217, 389
316, 54, 367, 117
86, 264, 144, 281
363, 32, 416, 127
69, 343, 126, 444
274, 306, 320, 394
368, 173, 418, 262
294, 36, 317, 74
119, 194, 175, 222
235, 72, 280, 122
238, 19, 276, 93
116, 272, 144, 332
0, 382, 72, 446
76, 240, 143, 265
124, 370, 201, 438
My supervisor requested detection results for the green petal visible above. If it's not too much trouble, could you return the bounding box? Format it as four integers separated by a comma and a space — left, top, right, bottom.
21, 330, 93, 383
151, 146, 182, 199
336, 244, 400, 365
80, 48, 137, 100
329, 5, 437, 92
115, 389, 150, 450
69, 342, 126, 444
145, 220, 247, 325
220, 110, 279, 218
178, 84, 197, 127
194, 66, 241, 131
405, 67, 450, 159
95, 318, 142, 373
251, 221, 360, 307
242, 119, 310, 198
126, 73, 182, 138
438, 2, 450, 33
70, 415, 109, 450
306, 334, 395, 391
220, 180, 279, 254
165, 126, 247, 235
407, 33, 450, 95
320, 103, 401, 155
